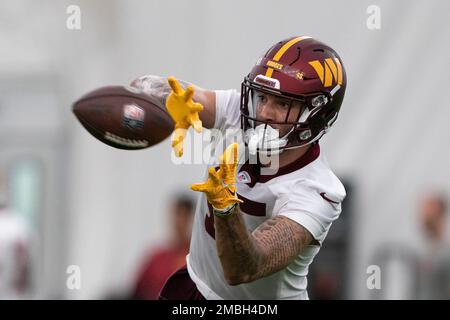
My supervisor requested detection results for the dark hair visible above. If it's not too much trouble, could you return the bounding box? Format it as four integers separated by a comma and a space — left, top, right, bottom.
173, 194, 195, 213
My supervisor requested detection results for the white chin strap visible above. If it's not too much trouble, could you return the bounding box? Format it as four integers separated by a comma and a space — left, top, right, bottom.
244, 124, 289, 156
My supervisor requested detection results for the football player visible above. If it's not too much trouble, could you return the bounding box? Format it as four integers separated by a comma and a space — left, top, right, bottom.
131, 36, 347, 300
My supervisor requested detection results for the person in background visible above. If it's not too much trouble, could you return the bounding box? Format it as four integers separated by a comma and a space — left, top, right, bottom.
0, 174, 32, 299
132, 194, 195, 300
417, 193, 450, 299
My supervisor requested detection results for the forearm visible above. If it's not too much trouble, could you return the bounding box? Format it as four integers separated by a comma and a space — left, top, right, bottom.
214, 206, 264, 285
214, 207, 314, 286
130, 75, 216, 128
130, 75, 189, 109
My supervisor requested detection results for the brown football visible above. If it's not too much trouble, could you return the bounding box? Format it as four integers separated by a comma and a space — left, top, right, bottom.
72, 86, 174, 150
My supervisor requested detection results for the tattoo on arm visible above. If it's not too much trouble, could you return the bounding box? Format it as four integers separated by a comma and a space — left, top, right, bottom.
130, 75, 192, 109
214, 207, 315, 284
215, 207, 261, 284
252, 215, 314, 278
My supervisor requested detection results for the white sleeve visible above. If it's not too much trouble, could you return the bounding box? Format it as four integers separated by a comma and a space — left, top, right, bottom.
275, 182, 343, 245
214, 89, 241, 131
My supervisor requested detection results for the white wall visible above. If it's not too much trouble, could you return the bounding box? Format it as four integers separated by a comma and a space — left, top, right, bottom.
1, 0, 450, 299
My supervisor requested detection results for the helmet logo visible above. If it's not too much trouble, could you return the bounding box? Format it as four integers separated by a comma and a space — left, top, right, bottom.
308, 58, 343, 87
295, 72, 304, 80
266, 60, 283, 70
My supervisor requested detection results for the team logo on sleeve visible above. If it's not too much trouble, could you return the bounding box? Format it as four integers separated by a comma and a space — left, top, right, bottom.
237, 171, 251, 184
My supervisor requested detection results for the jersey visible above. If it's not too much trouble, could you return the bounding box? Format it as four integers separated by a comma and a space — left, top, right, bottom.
186, 89, 346, 300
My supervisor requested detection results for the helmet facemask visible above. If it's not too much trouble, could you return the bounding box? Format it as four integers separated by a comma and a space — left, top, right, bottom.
241, 77, 335, 155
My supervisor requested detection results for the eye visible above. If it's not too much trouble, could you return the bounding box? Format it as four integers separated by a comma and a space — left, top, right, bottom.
277, 100, 290, 109
257, 94, 267, 103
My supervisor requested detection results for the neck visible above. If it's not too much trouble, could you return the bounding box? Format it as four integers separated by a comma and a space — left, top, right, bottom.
173, 238, 190, 252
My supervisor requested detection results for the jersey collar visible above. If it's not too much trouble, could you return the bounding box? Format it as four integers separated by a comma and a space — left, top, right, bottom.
238, 143, 320, 187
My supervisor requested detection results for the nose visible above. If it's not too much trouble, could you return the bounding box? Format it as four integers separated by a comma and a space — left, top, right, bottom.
258, 101, 276, 122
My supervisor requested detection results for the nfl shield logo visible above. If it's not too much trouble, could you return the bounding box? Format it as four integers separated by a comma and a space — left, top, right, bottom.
123, 103, 145, 129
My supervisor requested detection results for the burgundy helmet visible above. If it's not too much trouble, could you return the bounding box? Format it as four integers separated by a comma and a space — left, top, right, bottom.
241, 36, 347, 153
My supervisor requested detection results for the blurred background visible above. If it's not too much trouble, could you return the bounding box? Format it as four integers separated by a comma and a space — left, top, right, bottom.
1, 0, 450, 299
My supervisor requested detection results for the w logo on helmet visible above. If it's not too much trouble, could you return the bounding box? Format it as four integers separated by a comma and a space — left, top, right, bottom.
308, 58, 343, 87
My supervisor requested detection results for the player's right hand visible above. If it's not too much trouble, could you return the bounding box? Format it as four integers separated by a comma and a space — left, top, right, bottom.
166, 76, 204, 157
191, 143, 243, 211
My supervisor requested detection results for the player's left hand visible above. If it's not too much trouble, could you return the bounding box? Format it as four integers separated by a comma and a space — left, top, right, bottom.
191, 143, 243, 211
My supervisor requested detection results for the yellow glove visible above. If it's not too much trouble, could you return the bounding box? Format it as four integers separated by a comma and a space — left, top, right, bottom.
166, 76, 204, 157
191, 143, 243, 211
